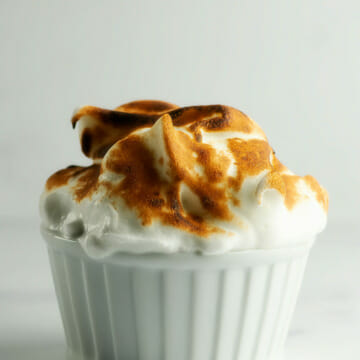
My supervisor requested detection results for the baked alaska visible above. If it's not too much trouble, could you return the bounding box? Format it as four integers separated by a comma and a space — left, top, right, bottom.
40, 100, 328, 257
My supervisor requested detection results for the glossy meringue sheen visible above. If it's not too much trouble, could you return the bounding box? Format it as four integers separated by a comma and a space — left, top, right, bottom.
40, 100, 328, 257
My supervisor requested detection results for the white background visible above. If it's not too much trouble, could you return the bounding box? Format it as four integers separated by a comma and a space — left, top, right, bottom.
0, 1, 359, 359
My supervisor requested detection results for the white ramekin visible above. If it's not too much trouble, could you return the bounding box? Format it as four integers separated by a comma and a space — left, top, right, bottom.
41, 227, 311, 360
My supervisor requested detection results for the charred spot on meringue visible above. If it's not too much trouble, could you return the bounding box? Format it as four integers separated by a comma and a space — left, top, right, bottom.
303, 175, 329, 211
115, 100, 178, 114
46, 165, 91, 191
72, 164, 101, 202
100, 128, 224, 237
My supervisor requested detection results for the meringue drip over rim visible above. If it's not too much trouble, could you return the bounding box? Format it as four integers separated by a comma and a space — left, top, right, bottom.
40, 100, 328, 257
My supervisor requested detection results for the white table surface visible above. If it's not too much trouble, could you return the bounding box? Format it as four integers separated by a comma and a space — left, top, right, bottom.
0, 217, 359, 360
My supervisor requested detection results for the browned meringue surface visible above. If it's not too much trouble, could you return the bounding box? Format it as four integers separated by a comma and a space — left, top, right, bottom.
41, 100, 328, 256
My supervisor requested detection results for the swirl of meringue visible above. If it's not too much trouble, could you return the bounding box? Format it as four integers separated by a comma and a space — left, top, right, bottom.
40, 100, 328, 257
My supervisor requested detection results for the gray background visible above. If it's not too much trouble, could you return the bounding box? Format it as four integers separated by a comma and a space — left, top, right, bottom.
0, 1, 359, 359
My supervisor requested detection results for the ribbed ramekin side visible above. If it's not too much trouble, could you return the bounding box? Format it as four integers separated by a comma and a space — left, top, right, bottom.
209, 257, 309, 360
102, 263, 138, 360
266, 255, 308, 360
48, 247, 117, 360
46, 240, 309, 360
47, 248, 76, 352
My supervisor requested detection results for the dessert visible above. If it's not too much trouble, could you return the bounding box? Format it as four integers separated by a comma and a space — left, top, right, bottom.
40, 100, 327, 257
41, 100, 328, 360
